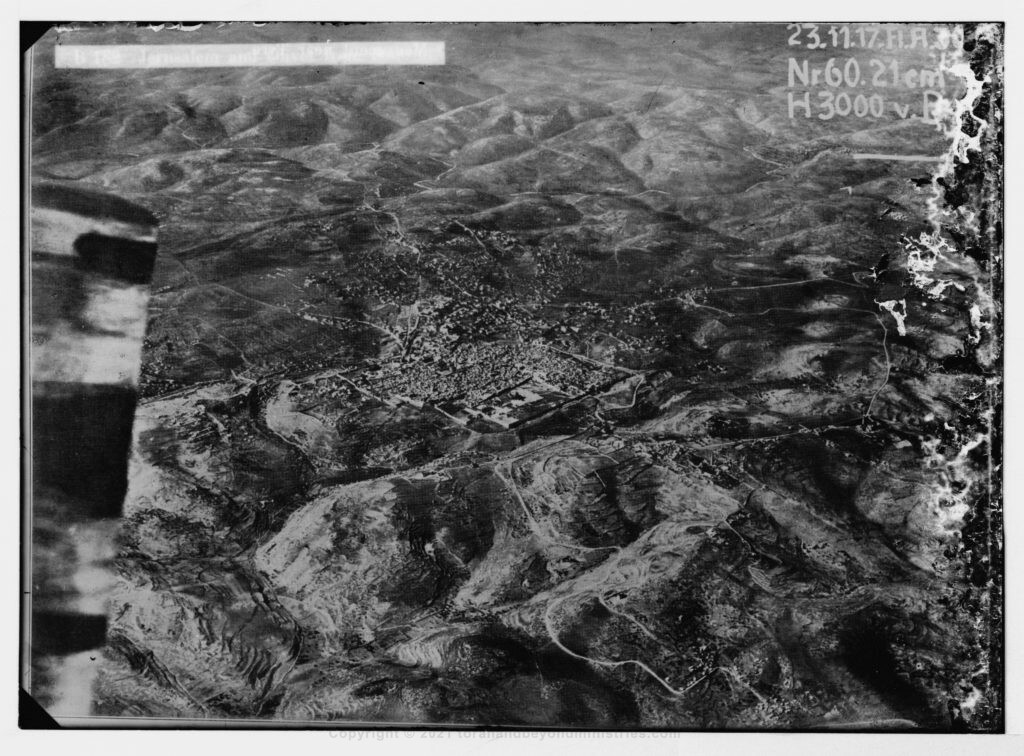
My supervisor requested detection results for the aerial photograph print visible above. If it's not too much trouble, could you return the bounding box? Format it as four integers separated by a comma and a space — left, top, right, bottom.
23, 19, 1003, 731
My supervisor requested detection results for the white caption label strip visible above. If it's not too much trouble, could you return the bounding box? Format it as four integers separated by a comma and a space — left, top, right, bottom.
55, 41, 446, 69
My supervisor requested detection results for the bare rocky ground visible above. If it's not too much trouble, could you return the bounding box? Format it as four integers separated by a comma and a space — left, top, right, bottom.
31, 23, 1000, 728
